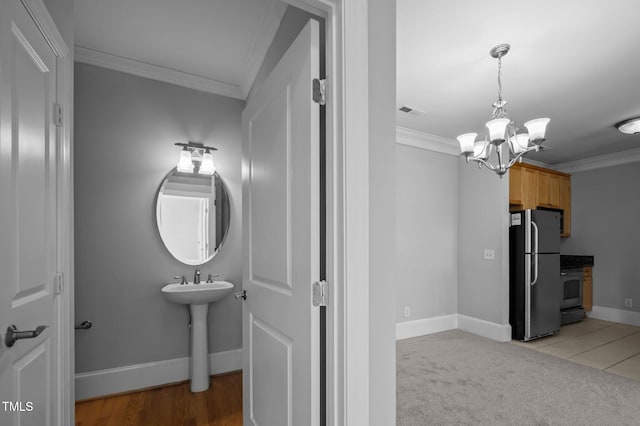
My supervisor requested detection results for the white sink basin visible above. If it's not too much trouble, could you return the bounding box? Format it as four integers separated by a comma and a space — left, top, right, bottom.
161, 280, 235, 393
161, 281, 234, 305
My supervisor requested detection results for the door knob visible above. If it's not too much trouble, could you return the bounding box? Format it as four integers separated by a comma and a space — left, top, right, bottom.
75, 320, 92, 330
235, 290, 247, 300
5, 324, 48, 348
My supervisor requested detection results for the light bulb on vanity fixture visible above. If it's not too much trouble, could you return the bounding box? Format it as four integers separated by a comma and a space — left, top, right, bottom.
199, 149, 216, 175
176, 146, 194, 173
457, 43, 551, 177
174, 142, 218, 175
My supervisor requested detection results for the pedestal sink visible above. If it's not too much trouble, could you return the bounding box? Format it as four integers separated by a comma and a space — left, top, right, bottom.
161, 281, 234, 392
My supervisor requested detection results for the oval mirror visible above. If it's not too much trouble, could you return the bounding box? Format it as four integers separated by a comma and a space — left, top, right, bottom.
156, 169, 231, 265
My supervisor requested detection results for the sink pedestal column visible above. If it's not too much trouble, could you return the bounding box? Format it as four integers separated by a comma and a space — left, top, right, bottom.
189, 303, 210, 392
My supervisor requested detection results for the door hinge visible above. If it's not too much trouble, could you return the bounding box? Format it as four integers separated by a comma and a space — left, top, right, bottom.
312, 78, 326, 106
312, 280, 328, 307
54, 272, 64, 294
54, 103, 63, 127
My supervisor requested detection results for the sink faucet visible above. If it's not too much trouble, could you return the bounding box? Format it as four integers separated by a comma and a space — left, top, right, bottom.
194, 269, 201, 284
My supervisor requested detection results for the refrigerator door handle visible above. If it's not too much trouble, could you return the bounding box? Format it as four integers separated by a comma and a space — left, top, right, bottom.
531, 221, 539, 286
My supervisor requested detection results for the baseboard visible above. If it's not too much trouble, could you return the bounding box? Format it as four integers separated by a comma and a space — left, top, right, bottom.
75, 348, 242, 401
588, 306, 640, 327
457, 314, 512, 342
396, 314, 458, 340
395, 314, 511, 342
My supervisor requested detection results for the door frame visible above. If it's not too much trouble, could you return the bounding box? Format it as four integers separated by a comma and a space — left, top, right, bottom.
283, 1, 370, 425
14, 0, 74, 424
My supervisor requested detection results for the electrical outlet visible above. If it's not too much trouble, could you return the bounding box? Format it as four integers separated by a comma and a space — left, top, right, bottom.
625, 298, 633, 308
403, 306, 411, 317
483, 249, 495, 260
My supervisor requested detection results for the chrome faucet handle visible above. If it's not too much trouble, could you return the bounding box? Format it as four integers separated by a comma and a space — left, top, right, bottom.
174, 275, 188, 285
206, 273, 220, 283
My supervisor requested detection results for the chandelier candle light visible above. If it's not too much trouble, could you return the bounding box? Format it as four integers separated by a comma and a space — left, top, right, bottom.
175, 141, 217, 175
457, 44, 550, 177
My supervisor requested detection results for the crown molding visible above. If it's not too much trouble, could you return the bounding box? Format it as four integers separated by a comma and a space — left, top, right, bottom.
395, 126, 459, 156
520, 158, 551, 169
554, 147, 640, 174
240, 0, 287, 98
74, 46, 244, 100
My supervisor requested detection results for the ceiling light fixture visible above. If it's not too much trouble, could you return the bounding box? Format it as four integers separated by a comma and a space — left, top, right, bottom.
175, 142, 217, 175
457, 44, 550, 177
616, 117, 640, 135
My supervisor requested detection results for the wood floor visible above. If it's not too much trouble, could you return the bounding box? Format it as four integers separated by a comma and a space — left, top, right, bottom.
75, 372, 242, 426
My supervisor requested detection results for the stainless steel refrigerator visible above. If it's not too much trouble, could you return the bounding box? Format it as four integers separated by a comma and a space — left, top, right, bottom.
509, 209, 561, 341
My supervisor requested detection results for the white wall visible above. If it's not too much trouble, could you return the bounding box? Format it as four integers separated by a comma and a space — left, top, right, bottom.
395, 145, 458, 324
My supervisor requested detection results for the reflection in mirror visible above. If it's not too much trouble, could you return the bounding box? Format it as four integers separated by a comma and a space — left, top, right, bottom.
156, 169, 230, 265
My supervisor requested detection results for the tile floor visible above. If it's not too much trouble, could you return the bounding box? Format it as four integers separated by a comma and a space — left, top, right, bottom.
512, 317, 640, 382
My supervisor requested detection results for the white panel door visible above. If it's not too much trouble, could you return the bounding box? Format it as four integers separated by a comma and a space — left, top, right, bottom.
0, 0, 60, 425
242, 19, 320, 426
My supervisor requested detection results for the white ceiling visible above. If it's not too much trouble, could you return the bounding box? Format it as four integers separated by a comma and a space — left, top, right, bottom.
397, 0, 640, 165
74, 0, 286, 99
75, 0, 640, 165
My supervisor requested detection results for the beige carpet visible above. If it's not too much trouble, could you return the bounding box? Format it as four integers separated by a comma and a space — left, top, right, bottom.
397, 330, 640, 425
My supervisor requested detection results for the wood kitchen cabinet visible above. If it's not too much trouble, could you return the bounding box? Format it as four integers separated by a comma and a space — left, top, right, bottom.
559, 175, 571, 237
537, 171, 561, 208
509, 163, 538, 209
583, 266, 593, 312
509, 162, 571, 236
509, 164, 522, 205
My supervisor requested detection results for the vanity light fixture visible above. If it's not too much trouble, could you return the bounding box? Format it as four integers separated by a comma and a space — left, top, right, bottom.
616, 117, 640, 135
457, 44, 551, 177
175, 142, 217, 175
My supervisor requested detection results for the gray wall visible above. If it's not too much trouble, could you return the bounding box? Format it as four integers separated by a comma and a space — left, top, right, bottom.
74, 63, 244, 373
457, 159, 510, 325
368, 0, 396, 423
395, 146, 458, 322
560, 162, 640, 312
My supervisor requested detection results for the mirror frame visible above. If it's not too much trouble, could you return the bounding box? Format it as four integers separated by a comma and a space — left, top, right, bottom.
155, 168, 231, 265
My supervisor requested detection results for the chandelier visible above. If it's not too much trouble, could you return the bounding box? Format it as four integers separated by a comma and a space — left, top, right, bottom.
457, 44, 550, 177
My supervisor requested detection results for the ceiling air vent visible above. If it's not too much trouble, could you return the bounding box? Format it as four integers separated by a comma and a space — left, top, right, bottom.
398, 105, 425, 115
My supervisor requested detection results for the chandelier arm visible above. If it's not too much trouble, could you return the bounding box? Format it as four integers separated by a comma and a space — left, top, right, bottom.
506, 153, 526, 169
468, 157, 499, 172
506, 146, 538, 169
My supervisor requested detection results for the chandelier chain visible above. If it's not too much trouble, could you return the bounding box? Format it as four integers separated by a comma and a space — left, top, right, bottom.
497, 56, 503, 104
